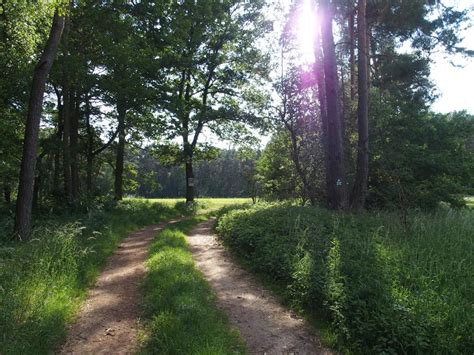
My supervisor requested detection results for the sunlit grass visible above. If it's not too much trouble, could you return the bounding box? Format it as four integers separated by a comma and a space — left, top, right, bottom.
139, 217, 246, 354
129, 198, 252, 213
0, 200, 178, 354
216, 203, 474, 353
466, 196, 474, 208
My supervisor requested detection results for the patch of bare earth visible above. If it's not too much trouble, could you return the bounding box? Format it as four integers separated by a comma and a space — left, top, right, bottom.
187, 219, 334, 354
59, 220, 176, 354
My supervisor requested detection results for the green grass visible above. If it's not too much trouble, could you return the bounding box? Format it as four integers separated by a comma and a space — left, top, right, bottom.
139, 217, 247, 355
129, 198, 252, 213
0, 200, 178, 354
466, 196, 474, 208
216, 203, 474, 354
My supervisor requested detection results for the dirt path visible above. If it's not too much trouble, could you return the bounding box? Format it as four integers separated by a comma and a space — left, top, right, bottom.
187, 219, 333, 354
59, 220, 176, 354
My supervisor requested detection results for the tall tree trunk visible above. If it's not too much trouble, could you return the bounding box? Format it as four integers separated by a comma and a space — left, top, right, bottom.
114, 104, 126, 201
184, 143, 195, 203
53, 93, 63, 197
70, 92, 80, 199
15, 11, 65, 240
320, 0, 347, 210
85, 95, 93, 192
62, 86, 72, 202
314, 13, 330, 204
351, 0, 369, 210
349, 10, 356, 102
62, 15, 73, 203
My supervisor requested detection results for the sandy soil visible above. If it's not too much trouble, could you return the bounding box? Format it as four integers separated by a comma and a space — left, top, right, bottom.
187, 219, 334, 355
59, 220, 176, 354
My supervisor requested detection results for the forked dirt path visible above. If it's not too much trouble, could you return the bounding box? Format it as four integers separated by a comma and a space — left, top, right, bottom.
187, 219, 334, 354
59, 220, 178, 354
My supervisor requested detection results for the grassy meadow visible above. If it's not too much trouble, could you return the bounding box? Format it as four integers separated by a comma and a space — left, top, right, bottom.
129, 198, 252, 212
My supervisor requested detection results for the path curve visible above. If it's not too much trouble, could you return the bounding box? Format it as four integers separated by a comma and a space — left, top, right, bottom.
59, 220, 176, 354
187, 219, 333, 354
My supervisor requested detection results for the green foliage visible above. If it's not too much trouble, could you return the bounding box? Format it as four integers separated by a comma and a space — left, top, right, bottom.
0, 200, 178, 354
132, 148, 260, 198
174, 201, 202, 216
139, 218, 246, 354
216, 203, 474, 353
256, 131, 301, 201
370, 104, 474, 209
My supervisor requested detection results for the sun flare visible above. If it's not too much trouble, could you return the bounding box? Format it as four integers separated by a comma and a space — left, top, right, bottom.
296, 0, 317, 63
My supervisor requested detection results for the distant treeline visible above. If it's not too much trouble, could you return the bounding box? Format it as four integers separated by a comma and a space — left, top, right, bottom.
131, 149, 257, 198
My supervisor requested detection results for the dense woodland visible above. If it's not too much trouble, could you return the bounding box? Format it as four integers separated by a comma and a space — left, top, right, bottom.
0, 1, 474, 353
1, 0, 473, 239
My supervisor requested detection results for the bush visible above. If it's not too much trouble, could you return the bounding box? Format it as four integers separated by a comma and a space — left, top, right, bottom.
174, 201, 201, 216
216, 203, 474, 354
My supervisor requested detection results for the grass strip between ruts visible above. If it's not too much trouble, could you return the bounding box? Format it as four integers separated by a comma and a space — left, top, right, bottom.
139, 216, 247, 355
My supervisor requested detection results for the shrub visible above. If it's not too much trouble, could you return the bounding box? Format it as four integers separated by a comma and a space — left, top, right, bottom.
216, 203, 474, 353
174, 201, 201, 216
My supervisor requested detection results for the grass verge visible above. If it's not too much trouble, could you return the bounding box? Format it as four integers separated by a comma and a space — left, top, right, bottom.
216, 203, 474, 354
0, 200, 178, 354
139, 217, 246, 354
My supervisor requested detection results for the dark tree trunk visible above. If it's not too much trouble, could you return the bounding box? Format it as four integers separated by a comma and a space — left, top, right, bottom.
62, 86, 72, 202
14, 11, 65, 240
70, 92, 80, 199
185, 146, 195, 203
351, 0, 369, 210
314, 23, 331, 204
61, 13, 73, 203
349, 10, 356, 102
320, 0, 347, 210
53, 97, 63, 196
85, 95, 93, 192
114, 104, 126, 201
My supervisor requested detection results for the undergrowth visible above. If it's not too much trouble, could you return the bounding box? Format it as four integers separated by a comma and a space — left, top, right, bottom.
0, 200, 178, 354
216, 203, 474, 354
139, 217, 246, 354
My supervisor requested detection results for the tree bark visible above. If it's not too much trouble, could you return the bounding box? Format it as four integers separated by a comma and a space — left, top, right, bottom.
320, 0, 347, 210
114, 103, 126, 201
314, 22, 331, 204
185, 161, 195, 203
70, 91, 80, 199
349, 10, 356, 102
53, 87, 63, 197
351, 0, 369, 210
62, 85, 72, 202
85, 95, 93, 192
15, 10, 65, 240
62, 14, 73, 203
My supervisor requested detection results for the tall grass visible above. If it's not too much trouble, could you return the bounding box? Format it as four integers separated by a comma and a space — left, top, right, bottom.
139, 217, 246, 354
216, 203, 474, 354
0, 200, 178, 354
